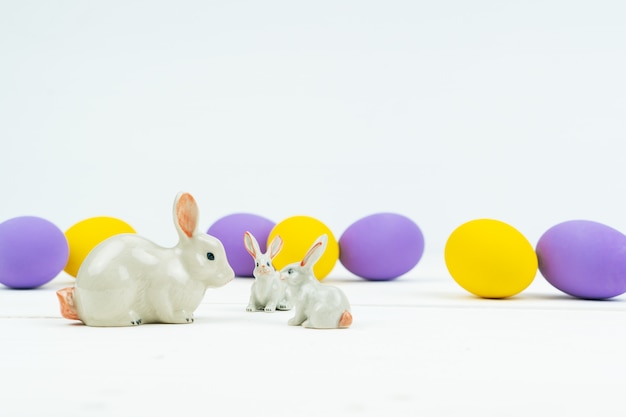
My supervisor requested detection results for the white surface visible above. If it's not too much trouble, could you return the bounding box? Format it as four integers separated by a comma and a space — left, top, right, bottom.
2, 265, 626, 417
2, 2, 626, 416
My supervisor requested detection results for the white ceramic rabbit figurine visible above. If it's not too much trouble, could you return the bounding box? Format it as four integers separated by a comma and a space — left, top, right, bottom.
243, 231, 290, 312
279, 234, 352, 329
56, 192, 235, 327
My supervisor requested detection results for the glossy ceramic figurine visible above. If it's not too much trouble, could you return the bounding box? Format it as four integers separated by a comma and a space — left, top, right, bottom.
280, 234, 352, 329
56, 192, 235, 326
243, 231, 290, 312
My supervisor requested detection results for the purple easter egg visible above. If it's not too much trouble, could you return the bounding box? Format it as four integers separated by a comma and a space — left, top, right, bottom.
536, 220, 626, 299
0, 216, 69, 289
339, 213, 424, 281
207, 213, 275, 277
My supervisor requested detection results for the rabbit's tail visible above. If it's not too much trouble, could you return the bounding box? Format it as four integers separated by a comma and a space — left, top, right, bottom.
338, 310, 352, 328
56, 287, 80, 320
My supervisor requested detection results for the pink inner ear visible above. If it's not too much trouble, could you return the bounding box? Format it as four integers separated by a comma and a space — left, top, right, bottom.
244, 233, 256, 258
176, 193, 198, 238
301, 241, 323, 267
270, 236, 283, 258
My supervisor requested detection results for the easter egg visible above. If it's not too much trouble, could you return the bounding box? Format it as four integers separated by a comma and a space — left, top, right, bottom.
268, 216, 338, 280
0, 216, 69, 288
536, 220, 626, 299
444, 219, 537, 298
339, 213, 424, 281
64, 217, 136, 277
207, 213, 275, 277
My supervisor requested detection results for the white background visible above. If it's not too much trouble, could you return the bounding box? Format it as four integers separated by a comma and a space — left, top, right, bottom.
2, 0, 625, 259
2, 3, 626, 416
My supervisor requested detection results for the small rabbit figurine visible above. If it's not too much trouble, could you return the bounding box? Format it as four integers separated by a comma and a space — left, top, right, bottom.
243, 231, 290, 312
56, 192, 235, 327
279, 234, 352, 329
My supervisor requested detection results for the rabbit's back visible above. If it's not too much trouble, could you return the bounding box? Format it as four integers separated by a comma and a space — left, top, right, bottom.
76, 234, 164, 289
307, 284, 350, 311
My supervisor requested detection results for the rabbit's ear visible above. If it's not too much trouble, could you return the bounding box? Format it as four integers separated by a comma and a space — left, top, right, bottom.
268, 235, 283, 259
300, 234, 328, 268
243, 231, 260, 258
174, 192, 199, 239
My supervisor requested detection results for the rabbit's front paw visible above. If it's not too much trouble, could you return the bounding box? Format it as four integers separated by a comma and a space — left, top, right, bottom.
264, 303, 277, 312
288, 315, 305, 326
129, 311, 142, 326
246, 304, 256, 312
277, 302, 291, 311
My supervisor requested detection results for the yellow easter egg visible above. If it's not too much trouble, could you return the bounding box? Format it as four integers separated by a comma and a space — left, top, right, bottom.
444, 219, 537, 298
268, 216, 338, 280
64, 217, 136, 277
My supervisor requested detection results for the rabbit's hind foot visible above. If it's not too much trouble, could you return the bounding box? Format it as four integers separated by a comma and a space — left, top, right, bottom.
170, 309, 194, 324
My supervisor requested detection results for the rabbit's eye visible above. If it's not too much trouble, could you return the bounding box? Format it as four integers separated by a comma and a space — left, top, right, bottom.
266, 262, 270, 267
207, 252, 215, 261
287, 268, 294, 274
256, 262, 259, 267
